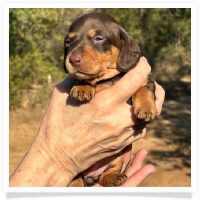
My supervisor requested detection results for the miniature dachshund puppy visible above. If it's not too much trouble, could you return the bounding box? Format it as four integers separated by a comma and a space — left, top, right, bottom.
64, 13, 158, 187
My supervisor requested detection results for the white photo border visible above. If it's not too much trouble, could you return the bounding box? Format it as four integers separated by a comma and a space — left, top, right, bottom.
1, 0, 198, 195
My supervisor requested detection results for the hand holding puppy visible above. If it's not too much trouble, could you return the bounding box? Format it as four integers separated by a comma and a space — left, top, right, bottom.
10, 57, 165, 187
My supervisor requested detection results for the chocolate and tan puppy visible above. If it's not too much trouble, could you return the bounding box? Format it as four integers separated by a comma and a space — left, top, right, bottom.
64, 13, 157, 187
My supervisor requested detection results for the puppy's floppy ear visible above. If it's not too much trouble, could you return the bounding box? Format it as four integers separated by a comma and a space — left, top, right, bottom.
117, 27, 141, 72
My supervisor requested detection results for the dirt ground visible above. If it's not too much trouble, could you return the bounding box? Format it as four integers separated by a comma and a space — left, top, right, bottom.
9, 96, 191, 187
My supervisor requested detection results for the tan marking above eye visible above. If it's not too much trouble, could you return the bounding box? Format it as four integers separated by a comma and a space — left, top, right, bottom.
68, 32, 77, 39
102, 46, 120, 68
87, 29, 97, 37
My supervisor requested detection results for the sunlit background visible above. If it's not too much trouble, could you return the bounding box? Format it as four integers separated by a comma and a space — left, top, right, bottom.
9, 8, 191, 186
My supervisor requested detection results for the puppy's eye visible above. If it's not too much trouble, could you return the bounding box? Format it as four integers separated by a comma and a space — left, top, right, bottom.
65, 38, 71, 47
94, 35, 104, 43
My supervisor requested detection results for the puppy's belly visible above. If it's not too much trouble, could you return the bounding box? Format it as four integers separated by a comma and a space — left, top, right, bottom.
82, 154, 117, 180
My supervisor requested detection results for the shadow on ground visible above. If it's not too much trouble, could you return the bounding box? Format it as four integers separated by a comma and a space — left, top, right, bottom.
147, 81, 191, 171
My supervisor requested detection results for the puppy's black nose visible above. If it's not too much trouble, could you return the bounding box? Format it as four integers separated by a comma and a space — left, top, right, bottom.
69, 54, 82, 68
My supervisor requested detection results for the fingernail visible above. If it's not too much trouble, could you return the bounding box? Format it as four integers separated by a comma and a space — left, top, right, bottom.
141, 56, 147, 62
144, 150, 148, 158
142, 149, 148, 159
152, 166, 156, 173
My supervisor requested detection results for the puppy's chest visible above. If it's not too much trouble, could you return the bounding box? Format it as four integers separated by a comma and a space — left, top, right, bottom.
95, 74, 123, 93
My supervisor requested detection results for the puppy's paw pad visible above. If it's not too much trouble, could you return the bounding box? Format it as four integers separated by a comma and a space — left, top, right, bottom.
134, 107, 158, 121
133, 101, 158, 122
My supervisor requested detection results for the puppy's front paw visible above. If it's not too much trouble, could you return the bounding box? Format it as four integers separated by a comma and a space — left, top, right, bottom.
69, 175, 84, 187
99, 172, 127, 187
133, 99, 158, 122
70, 85, 95, 101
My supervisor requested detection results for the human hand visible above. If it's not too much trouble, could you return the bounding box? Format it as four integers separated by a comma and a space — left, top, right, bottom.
38, 57, 164, 184
9, 57, 164, 187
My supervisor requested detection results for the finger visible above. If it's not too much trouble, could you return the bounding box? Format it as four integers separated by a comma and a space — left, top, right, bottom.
110, 103, 143, 129
132, 128, 147, 142
120, 164, 156, 187
125, 148, 148, 177
121, 144, 132, 172
119, 103, 135, 127
114, 129, 147, 159
155, 82, 165, 115
99, 57, 151, 104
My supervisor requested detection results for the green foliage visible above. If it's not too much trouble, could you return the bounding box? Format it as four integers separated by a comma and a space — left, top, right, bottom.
100, 8, 142, 43
101, 8, 191, 68
9, 8, 89, 109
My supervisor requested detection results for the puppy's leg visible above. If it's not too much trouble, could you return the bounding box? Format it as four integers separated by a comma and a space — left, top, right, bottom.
132, 73, 158, 122
99, 154, 127, 187
68, 174, 84, 187
70, 75, 121, 101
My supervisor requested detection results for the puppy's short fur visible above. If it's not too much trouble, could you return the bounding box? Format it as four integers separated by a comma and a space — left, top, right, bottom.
64, 13, 158, 187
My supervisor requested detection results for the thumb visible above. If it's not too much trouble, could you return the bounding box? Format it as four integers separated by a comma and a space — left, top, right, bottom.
105, 57, 151, 104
